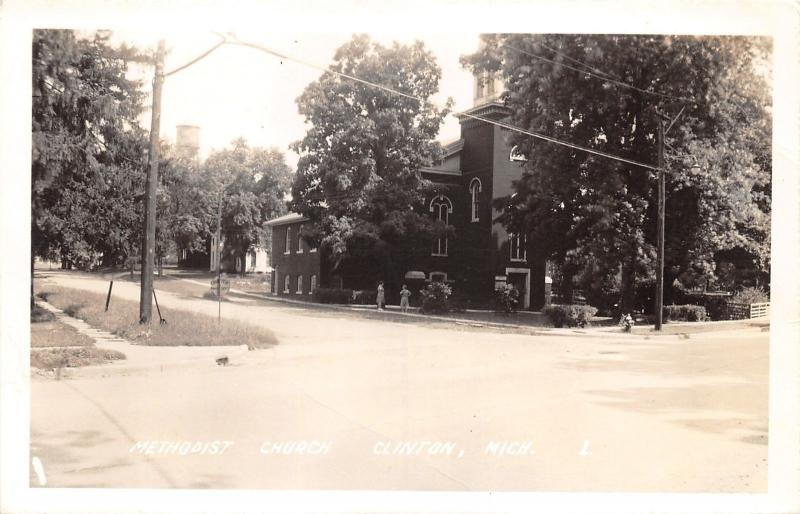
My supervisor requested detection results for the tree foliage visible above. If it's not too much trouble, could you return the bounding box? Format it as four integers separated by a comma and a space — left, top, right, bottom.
463, 34, 771, 309
32, 29, 149, 268
290, 34, 452, 279
202, 138, 292, 269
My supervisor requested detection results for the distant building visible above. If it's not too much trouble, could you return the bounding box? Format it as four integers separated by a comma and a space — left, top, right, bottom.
266, 213, 322, 296
209, 233, 271, 274
267, 71, 549, 310
173, 124, 270, 274
176, 124, 201, 163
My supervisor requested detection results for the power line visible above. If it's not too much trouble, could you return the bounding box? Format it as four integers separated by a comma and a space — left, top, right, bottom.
227, 37, 659, 172
227, 38, 427, 105
500, 42, 695, 104
537, 40, 618, 80
455, 110, 659, 171
165, 37, 227, 77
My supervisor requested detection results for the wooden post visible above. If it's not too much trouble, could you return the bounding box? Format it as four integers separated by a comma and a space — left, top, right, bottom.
139, 39, 165, 324
654, 117, 665, 331
105, 281, 114, 312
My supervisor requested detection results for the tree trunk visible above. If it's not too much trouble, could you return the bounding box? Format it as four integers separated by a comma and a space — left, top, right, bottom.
561, 272, 574, 305
663, 267, 676, 306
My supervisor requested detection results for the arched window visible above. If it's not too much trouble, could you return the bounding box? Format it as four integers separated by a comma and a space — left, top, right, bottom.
284, 227, 291, 254
296, 275, 303, 294
429, 195, 453, 256
310, 274, 317, 294
510, 145, 528, 162
283, 274, 291, 293
469, 178, 482, 222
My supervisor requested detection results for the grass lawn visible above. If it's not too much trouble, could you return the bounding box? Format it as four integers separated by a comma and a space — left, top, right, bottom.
36, 285, 277, 349
31, 320, 94, 348
31, 345, 126, 370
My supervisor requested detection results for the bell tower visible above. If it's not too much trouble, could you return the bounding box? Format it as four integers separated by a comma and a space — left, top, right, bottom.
472, 71, 504, 107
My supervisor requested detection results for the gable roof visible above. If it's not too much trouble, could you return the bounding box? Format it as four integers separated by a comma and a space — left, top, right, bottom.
442, 138, 464, 158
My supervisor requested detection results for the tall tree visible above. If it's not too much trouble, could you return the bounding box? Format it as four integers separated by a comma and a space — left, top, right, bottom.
157, 147, 214, 267
32, 30, 149, 275
203, 138, 292, 273
290, 34, 452, 287
463, 34, 771, 310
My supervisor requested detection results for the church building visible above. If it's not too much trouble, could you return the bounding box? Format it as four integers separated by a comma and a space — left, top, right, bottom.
268, 72, 548, 310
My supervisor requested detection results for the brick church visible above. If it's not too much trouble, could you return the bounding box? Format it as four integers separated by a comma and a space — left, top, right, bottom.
268, 72, 549, 310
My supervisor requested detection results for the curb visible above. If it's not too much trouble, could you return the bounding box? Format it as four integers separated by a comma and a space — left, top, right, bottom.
216, 287, 645, 339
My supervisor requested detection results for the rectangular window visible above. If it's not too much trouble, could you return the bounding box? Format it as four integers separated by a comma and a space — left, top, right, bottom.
510, 233, 527, 262
296, 275, 303, 294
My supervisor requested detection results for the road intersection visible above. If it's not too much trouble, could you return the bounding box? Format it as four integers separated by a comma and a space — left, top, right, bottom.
30, 271, 768, 492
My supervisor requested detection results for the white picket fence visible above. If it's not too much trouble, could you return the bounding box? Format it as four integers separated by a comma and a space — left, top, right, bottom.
727, 302, 770, 319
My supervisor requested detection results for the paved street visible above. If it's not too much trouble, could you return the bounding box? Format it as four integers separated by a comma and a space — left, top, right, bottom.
30, 271, 768, 492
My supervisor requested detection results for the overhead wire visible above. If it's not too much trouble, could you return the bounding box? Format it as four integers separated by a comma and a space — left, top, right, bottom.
537, 40, 618, 80
164, 36, 227, 77
228, 37, 660, 172
499, 42, 695, 104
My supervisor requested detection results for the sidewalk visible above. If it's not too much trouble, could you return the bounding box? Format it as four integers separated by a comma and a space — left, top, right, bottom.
194, 280, 768, 340
42, 270, 770, 341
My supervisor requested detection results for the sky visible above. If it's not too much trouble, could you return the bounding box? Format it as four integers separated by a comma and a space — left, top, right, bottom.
115, 31, 481, 168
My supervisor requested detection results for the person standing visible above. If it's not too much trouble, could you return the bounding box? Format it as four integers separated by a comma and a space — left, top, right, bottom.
376, 281, 385, 310
399, 284, 411, 313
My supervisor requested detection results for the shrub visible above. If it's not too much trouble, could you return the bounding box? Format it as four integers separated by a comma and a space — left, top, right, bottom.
732, 286, 769, 305
663, 304, 707, 322
543, 304, 598, 328
352, 289, 377, 305
312, 288, 353, 304
493, 286, 518, 314
701, 296, 730, 321
419, 282, 452, 314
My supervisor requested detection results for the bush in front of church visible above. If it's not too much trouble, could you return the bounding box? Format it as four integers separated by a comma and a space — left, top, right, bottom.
543, 304, 598, 328
419, 282, 452, 314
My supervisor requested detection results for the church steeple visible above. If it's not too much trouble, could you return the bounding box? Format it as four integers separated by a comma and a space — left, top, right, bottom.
472, 70, 504, 107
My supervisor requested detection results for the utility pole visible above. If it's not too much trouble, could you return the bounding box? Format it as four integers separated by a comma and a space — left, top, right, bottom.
216, 188, 223, 322
654, 116, 666, 331
139, 39, 165, 324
